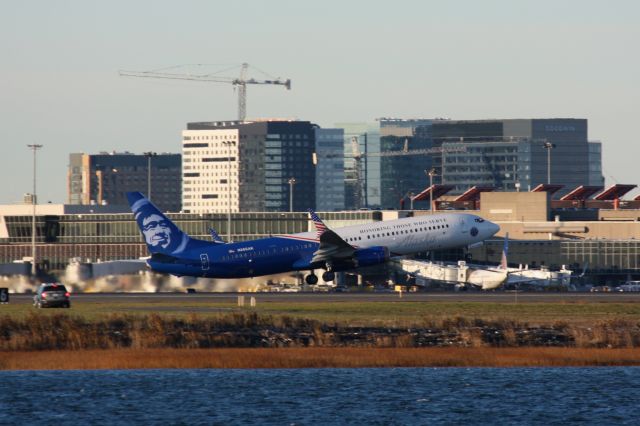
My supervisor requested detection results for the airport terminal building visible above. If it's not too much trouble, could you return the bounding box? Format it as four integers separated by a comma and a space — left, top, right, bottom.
0, 203, 377, 271
1, 190, 640, 284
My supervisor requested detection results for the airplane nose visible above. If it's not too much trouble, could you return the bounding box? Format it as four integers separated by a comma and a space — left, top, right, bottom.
488, 222, 500, 236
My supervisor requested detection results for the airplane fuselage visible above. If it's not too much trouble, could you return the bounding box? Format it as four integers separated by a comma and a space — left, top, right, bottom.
147, 213, 499, 278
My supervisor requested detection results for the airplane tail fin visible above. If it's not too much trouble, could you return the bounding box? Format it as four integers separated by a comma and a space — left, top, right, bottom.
500, 232, 509, 270
127, 192, 194, 255
308, 209, 328, 239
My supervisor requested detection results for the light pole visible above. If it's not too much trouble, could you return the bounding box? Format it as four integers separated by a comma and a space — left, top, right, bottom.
542, 142, 555, 185
426, 168, 437, 214
222, 141, 235, 241
288, 177, 296, 212
143, 152, 157, 200
27, 144, 43, 277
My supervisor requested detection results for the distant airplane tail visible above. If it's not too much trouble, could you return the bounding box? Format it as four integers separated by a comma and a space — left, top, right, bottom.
579, 261, 589, 278
500, 232, 509, 270
308, 209, 328, 239
127, 192, 204, 255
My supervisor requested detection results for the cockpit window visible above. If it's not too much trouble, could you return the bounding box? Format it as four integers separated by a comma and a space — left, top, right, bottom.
474, 218, 485, 223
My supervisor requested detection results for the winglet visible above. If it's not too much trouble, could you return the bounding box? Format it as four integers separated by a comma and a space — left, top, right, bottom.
308, 209, 328, 239
209, 227, 225, 244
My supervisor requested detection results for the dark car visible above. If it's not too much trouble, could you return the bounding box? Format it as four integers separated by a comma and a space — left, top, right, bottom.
33, 283, 71, 308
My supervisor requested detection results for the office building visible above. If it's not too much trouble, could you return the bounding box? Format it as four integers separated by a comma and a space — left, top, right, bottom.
587, 141, 605, 186
183, 120, 317, 213
315, 128, 345, 211
335, 122, 381, 209
336, 119, 442, 209
430, 118, 602, 196
67, 152, 182, 212
378, 118, 438, 209
440, 140, 522, 192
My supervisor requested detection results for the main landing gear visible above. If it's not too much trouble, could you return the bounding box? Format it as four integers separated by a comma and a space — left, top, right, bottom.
322, 271, 335, 282
304, 270, 335, 285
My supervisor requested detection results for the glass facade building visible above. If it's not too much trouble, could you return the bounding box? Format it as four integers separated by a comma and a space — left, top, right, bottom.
588, 141, 605, 186
334, 122, 381, 210
337, 119, 447, 209
442, 141, 522, 193
379, 119, 435, 209
315, 128, 345, 211
431, 119, 600, 197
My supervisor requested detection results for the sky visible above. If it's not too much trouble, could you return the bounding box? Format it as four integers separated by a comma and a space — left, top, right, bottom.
1, 0, 639, 203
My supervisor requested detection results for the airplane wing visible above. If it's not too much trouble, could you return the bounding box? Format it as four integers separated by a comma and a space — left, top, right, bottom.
308, 209, 355, 264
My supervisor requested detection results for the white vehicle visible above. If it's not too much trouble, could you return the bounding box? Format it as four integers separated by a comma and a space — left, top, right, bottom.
617, 281, 640, 292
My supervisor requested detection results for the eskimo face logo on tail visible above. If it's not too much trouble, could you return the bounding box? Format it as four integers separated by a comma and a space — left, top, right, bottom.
130, 195, 188, 255
142, 214, 172, 249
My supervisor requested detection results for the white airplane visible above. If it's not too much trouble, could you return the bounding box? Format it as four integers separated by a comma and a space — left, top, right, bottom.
466, 233, 510, 289
468, 233, 573, 290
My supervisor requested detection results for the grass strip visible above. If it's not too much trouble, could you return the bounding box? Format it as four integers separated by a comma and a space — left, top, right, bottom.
3, 347, 640, 370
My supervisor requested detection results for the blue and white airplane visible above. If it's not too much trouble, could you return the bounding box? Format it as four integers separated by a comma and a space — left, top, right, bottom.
127, 192, 499, 284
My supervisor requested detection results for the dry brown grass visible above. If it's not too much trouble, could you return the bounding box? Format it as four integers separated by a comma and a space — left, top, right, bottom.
2, 347, 640, 370
2, 312, 640, 351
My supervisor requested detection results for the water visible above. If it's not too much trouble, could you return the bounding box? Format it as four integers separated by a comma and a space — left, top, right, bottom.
1, 368, 638, 425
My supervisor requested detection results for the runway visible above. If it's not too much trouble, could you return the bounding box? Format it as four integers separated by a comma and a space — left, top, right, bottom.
7, 291, 640, 305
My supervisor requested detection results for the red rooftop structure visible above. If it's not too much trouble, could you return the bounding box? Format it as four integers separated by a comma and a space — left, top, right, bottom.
559, 185, 604, 201
593, 184, 637, 209
531, 184, 565, 198
411, 185, 455, 211
453, 186, 495, 210
557, 185, 604, 209
594, 184, 637, 201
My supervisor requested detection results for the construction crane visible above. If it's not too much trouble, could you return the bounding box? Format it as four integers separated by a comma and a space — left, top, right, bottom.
118, 63, 291, 121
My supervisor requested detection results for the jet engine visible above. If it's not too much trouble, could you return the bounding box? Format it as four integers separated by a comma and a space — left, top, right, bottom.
354, 246, 390, 268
